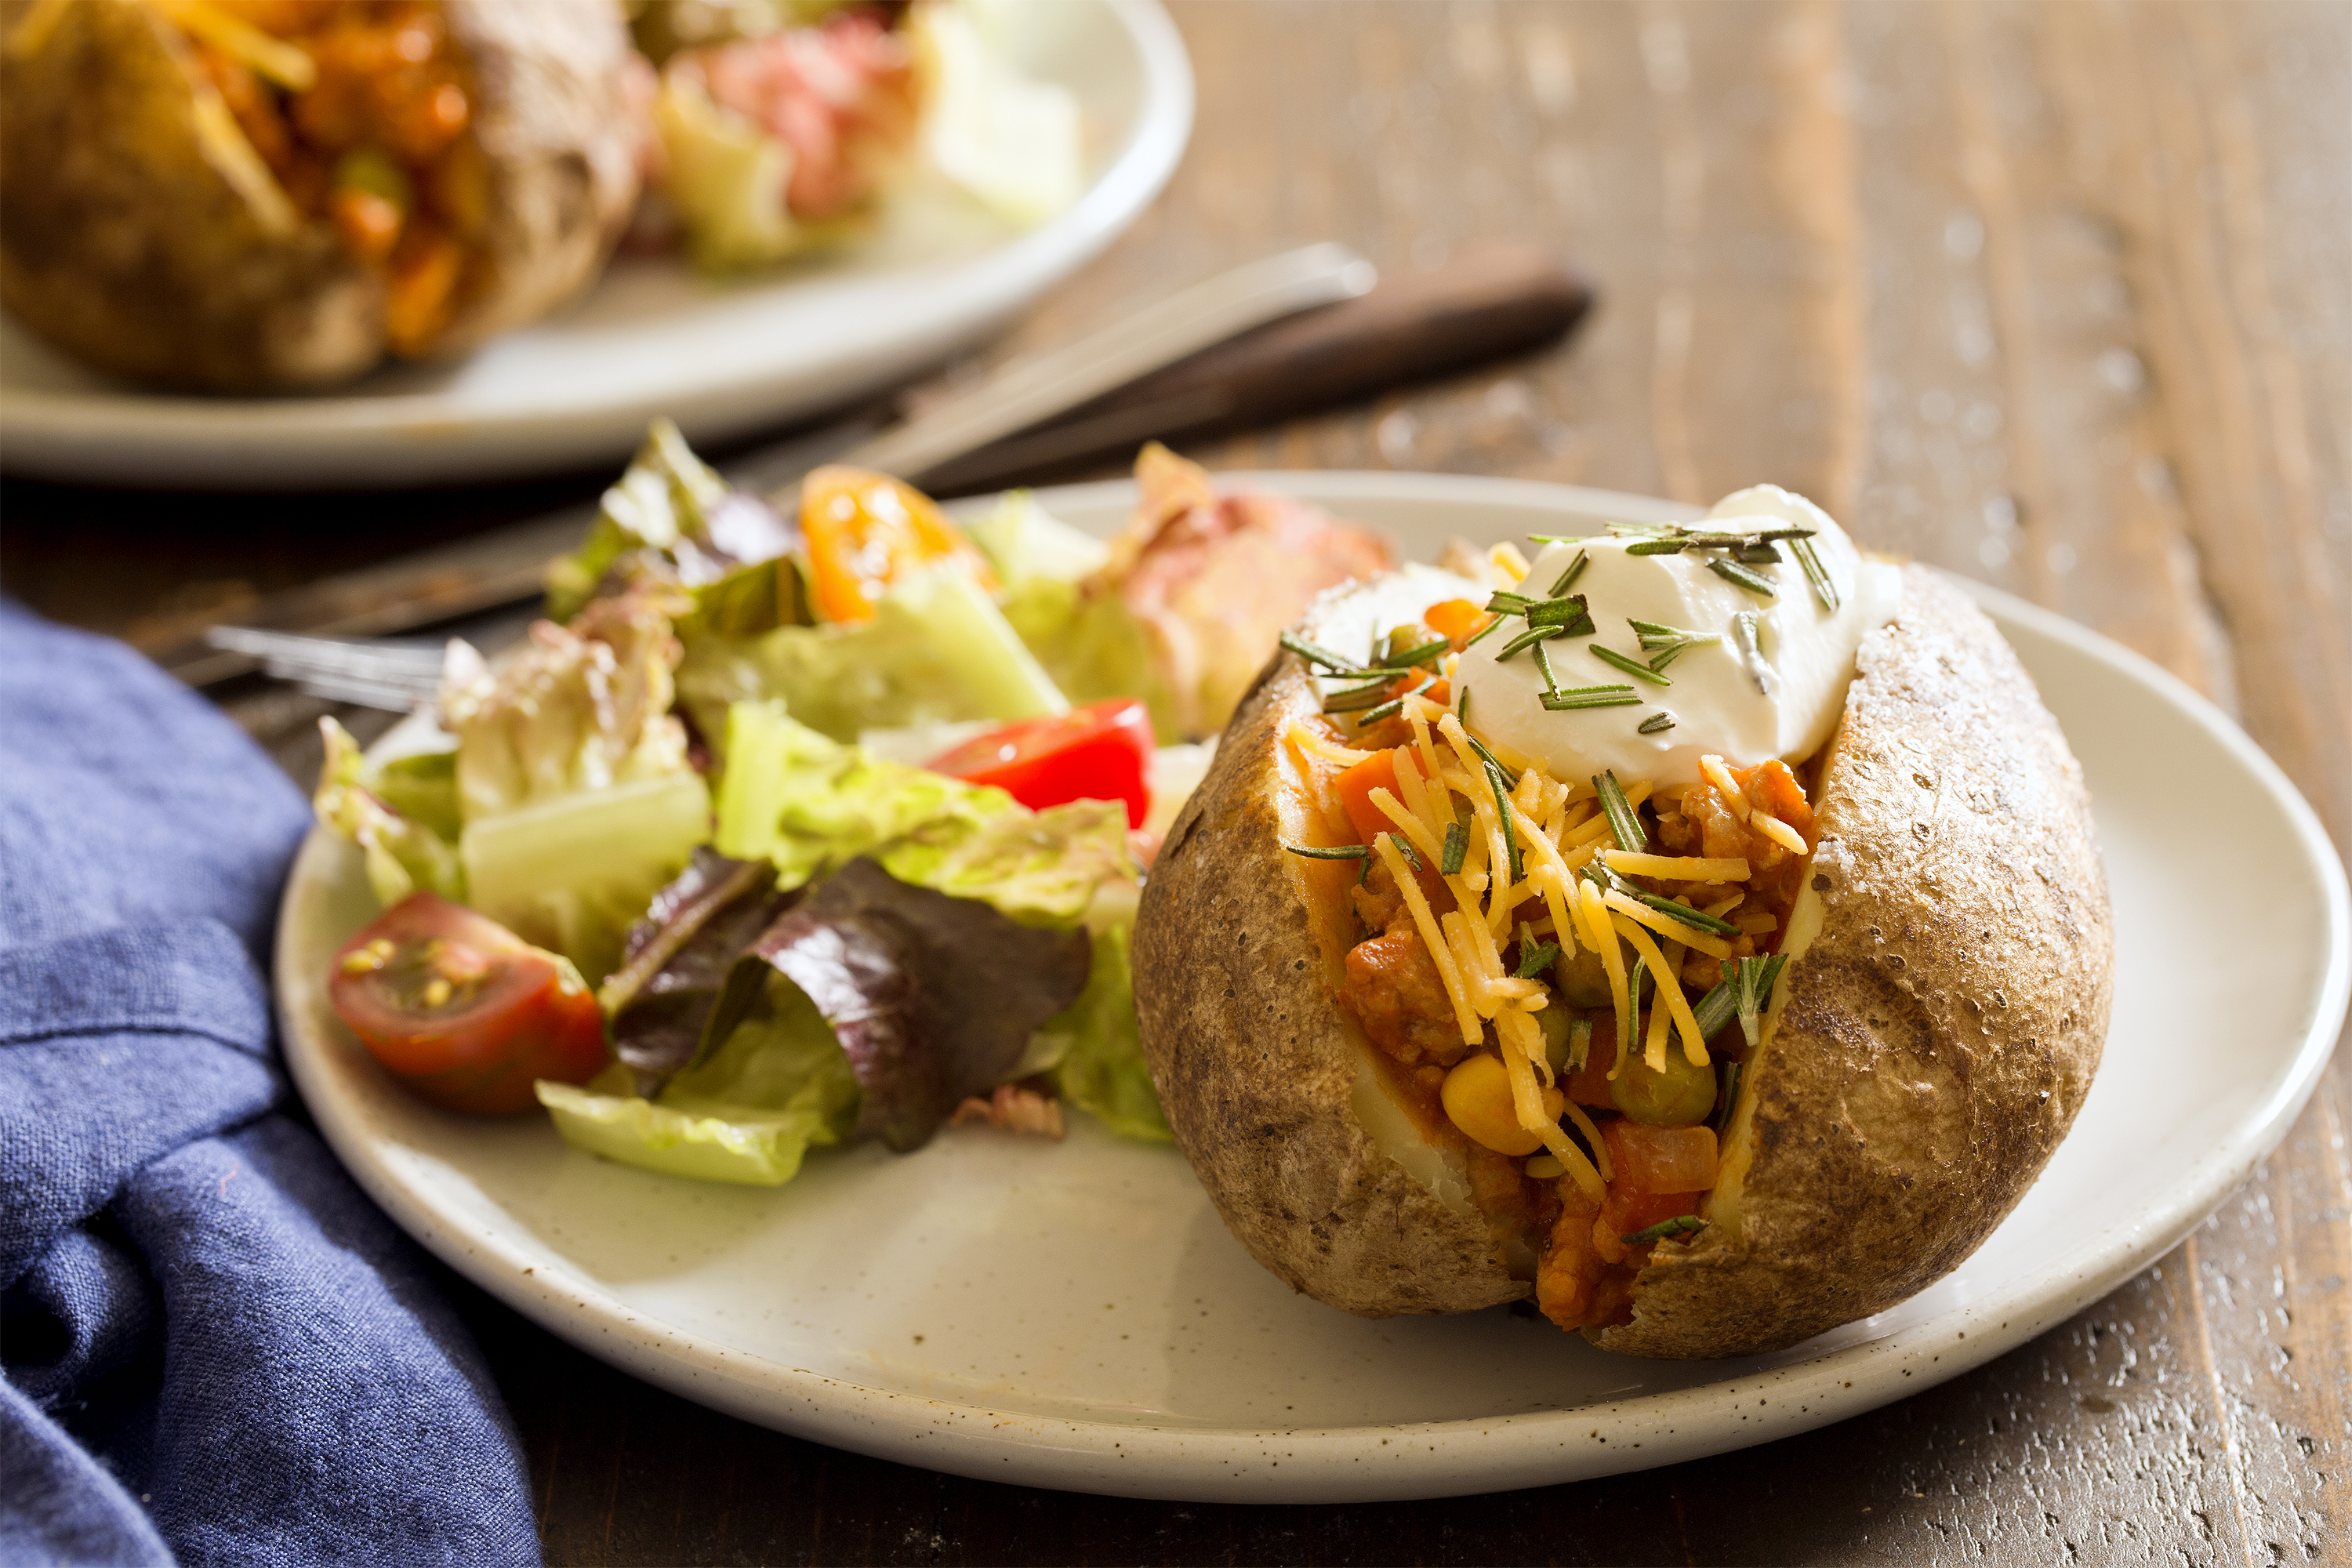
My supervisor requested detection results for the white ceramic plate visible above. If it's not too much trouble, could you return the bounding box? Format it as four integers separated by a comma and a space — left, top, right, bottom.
275, 472, 2350, 1503
0, 0, 1190, 491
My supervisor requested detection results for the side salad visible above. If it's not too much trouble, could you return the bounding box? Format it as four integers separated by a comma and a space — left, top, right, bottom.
314, 426, 1390, 1186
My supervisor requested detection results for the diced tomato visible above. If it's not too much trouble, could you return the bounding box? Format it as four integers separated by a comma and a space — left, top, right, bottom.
1602, 1120, 1720, 1194
1564, 1023, 1621, 1106
1595, 1185, 1701, 1262
1737, 757, 1817, 844
925, 699, 1155, 827
1424, 597, 1487, 645
800, 465, 997, 623
328, 893, 608, 1116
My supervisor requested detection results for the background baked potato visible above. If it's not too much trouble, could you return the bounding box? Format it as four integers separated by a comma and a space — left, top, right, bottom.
0, 0, 641, 390
1133, 561, 2113, 1357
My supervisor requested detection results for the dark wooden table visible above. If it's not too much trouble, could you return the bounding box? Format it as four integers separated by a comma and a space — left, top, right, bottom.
6, 3, 2347, 1562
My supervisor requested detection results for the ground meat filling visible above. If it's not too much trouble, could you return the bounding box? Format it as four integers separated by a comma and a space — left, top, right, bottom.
1338, 862, 1468, 1070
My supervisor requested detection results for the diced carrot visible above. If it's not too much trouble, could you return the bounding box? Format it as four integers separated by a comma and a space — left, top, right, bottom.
1334, 746, 1406, 848
1425, 597, 1487, 645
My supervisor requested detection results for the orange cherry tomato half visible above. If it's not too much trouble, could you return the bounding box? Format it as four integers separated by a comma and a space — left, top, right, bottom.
799, 464, 998, 623
925, 698, 1156, 828
327, 892, 608, 1116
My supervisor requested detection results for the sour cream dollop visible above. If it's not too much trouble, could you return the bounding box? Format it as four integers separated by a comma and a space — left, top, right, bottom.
1453, 486, 1899, 787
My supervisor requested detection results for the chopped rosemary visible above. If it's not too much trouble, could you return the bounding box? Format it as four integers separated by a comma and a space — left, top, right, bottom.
1524, 594, 1595, 633
1357, 675, 1433, 725
1485, 759, 1523, 882
1463, 731, 1518, 784
1638, 710, 1677, 735
1279, 631, 1363, 672
1588, 859, 1744, 935
1440, 818, 1468, 875
1514, 935, 1561, 979
1690, 976, 1737, 1037
1529, 637, 1559, 694
1628, 619, 1722, 654
1390, 637, 1451, 669
1624, 537, 1690, 557
1621, 953, 1646, 1062
1791, 535, 1840, 612
1456, 684, 1471, 724
1594, 769, 1645, 852
1731, 610, 1777, 695
1737, 539, 1783, 565
1624, 1215, 1709, 1246
1591, 645, 1672, 686
1389, 831, 1422, 873
1638, 894, 1742, 936
1547, 549, 1591, 597
1285, 842, 1368, 859
1485, 590, 1538, 615
1733, 953, 1788, 1049
1540, 684, 1640, 711
1496, 623, 1561, 661
1713, 1058, 1744, 1132
1525, 533, 1589, 545
1708, 557, 1778, 598
1321, 680, 1399, 713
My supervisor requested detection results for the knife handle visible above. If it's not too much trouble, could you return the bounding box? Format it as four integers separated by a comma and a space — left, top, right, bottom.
913, 245, 1594, 493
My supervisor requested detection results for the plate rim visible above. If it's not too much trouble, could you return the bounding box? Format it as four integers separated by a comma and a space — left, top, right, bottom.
275, 470, 2352, 1503
0, 0, 1195, 488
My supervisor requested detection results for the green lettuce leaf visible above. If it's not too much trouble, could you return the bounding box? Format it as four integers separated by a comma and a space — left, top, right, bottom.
311, 717, 466, 908
678, 567, 1067, 747
538, 973, 860, 1186
884, 797, 1131, 927
1030, 925, 1169, 1142
713, 700, 1017, 888
546, 419, 808, 632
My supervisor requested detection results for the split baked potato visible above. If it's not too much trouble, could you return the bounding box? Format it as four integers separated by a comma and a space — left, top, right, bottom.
1132, 504, 2112, 1358
0, 0, 640, 390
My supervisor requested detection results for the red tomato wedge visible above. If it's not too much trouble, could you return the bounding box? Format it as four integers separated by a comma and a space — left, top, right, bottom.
799, 464, 997, 623
328, 893, 608, 1116
925, 699, 1155, 827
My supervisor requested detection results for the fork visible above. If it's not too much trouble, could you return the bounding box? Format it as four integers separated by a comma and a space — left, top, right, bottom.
205, 626, 445, 713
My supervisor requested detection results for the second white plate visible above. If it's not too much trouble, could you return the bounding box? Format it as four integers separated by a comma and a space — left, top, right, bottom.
0, 0, 1192, 490
274, 472, 2349, 1502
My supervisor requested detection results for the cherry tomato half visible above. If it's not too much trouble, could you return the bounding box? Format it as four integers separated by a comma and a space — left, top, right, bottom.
328, 892, 608, 1115
800, 464, 997, 623
925, 698, 1155, 827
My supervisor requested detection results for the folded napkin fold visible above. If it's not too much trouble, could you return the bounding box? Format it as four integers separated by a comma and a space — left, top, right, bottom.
0, 603, 538, 1568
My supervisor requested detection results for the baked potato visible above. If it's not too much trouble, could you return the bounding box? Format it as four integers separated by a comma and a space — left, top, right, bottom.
0, 0, 640, 390
1132, 492, 2113, 1357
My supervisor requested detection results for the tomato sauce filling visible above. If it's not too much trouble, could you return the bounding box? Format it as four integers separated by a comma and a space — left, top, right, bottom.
1305, 602, 1822, 1333
181, 0, 492, 353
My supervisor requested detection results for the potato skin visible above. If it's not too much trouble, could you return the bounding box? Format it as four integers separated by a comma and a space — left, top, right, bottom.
1135, 570, 1524, 1316
0, 0, 638, 390
1133, 564, 2112, 1356
1596, 566, 2111, 1356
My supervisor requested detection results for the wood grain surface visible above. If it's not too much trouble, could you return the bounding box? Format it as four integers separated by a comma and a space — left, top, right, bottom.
4, 2, 2347, 1563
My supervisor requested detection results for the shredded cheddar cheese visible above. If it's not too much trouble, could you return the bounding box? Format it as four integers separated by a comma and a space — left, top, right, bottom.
1604, 851, 1751, 882
1287, 720, 1374, 771
1610, 913, 1711, 1067
1601, 887, 1734, 961
1753, 811, 1809, 855
1699, 754, 1748, 818
1374, 833, 1482, 1047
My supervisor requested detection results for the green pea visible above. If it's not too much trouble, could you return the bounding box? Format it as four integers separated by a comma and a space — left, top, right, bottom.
1536, 1004, 1573, 1073
1610, 1034, 1718, 1126
1552, 944, 1651, 1010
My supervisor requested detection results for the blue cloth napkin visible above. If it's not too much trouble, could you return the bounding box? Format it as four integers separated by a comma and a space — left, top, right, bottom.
0, 602, 539, 1568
